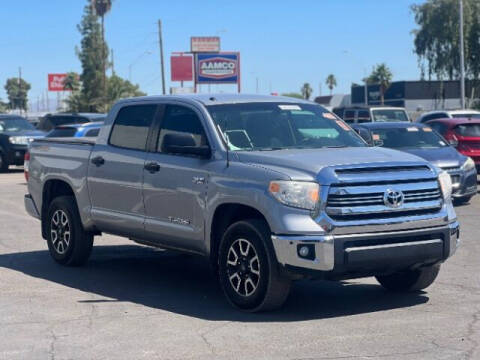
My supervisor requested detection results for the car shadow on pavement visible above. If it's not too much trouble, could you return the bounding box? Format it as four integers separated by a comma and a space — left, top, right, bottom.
0, 244, 429, 322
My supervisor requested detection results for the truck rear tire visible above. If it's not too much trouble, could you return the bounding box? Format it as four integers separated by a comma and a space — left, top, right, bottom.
46, 196, 93, 266
218, 219, 291, 312
0, 153, 8, 173
375, 264, 441, 292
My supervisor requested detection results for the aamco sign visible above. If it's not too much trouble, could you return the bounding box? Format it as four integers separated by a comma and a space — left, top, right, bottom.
48, 73, 69, 92
196, 53, 240, 84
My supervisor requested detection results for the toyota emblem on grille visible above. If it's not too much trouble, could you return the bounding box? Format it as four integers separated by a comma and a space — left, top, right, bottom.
383, 189, 404, 208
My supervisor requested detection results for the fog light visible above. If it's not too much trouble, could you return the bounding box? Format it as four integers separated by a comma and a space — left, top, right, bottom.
299, 246, 310, 257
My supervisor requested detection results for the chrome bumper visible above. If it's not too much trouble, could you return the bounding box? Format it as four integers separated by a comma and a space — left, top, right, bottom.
24, 194, 40, 219
272, 221, 460, 273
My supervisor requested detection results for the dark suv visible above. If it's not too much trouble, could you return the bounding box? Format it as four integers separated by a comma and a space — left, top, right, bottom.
37, 113, 106, 132
0, 115, 45, 172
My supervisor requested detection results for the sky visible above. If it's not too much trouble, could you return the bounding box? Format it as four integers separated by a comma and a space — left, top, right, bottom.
0, 0, 426, 109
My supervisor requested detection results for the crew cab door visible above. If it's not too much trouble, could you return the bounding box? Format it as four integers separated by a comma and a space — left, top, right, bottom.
87, 104, 158, 237
142, 103, 210, 253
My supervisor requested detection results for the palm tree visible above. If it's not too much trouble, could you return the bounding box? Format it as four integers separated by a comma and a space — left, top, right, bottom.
367, 63, 393, 105
301, 83, 313, 100
91, 0, 112, 96
325, 74, 337, 95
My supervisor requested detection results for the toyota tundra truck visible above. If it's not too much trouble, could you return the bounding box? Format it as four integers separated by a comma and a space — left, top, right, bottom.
24, 94, 460, 312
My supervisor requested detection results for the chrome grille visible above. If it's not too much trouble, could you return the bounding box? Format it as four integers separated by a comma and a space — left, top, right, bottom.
326, 166, 442, 221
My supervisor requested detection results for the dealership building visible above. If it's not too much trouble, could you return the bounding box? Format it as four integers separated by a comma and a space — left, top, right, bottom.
350, 80, 479, 112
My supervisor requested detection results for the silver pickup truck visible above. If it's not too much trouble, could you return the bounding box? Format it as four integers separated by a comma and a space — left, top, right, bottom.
24, 94, 459, 312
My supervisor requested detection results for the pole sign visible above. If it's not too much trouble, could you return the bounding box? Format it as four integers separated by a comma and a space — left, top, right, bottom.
48, 74, 69, 91
190, 36, 220, 52
170, 55, 194, 82
196, 53, 240, 84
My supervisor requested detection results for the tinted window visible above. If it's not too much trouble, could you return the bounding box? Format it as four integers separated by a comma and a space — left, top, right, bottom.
454, 124, 480, 137
372, 109, 409, 122
85, 128, 100, 137
46, 127, 77, 137
344, 110, 355, 123
452, 113, 480, 119
0, 117, 35, 132
157, 105, 207, 152
109, 105, 156, 150
207, 102, 365, 150
357, 110, 371, 123
420, 113, 447, 123
372, 127, 448, 149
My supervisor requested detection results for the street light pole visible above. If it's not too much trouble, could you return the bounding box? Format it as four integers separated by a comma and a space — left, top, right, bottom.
459, 0, 466, 109
158, 20, 166, 95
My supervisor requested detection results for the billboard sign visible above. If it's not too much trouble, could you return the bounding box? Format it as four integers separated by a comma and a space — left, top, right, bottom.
196, 53, 240, 84
170, 55, 194, 82
48, 73, 69, 92
191, 37, 220, 52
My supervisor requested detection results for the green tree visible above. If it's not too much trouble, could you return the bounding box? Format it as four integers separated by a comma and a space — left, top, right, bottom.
4, 78, 31, 111
301, 83, 313, 100
325, 74, 337, 95
281, 92, 304, 99
367, 63, 393, 105
412, 0, 480, 80
63, 72, 81, 92
91, 0, 113, 94
105, 75, 145, 110
77, 3, 109, 112
0, 99, 8, 113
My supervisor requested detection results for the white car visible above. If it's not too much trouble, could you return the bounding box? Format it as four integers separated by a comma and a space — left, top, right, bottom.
416, 109, 480, 123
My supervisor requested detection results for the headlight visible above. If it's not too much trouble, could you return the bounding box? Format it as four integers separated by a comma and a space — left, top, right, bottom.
269, 181, 319, 210
438, 171, 452, 200
8, 136, 29, 145
461, 157, 475, 171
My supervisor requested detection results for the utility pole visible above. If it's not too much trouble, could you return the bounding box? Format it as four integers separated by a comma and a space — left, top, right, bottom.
158, 20, 166, 95
18, 67, 22, 114
459, 0, 466, 109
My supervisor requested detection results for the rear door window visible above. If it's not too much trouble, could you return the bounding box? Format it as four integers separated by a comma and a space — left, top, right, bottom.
343, 110, 355, 123
109, 105, 157, 151
357, 110, 371, 123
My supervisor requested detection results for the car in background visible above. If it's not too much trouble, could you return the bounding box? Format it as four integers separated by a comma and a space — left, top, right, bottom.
352, 122, 477, 204
424, 117, 480, 173
37, 113, 106, 132
0, 114, 45, 172
332, 106, 410, 124
46, 122, 103, 138
416, 109, 480, 123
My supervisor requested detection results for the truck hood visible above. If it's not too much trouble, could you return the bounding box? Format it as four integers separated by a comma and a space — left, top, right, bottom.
398, 146, 465, 169
235, 147, 431, 181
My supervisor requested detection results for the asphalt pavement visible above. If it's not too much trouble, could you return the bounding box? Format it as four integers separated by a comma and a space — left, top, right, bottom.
0, 170, 479, 360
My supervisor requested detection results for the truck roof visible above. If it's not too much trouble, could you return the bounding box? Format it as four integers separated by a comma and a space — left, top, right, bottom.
117, 94, 315, 106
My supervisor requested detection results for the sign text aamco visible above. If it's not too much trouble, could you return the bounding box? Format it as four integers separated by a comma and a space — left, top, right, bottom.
190, 37, 220, 52
196, 53, 240, 84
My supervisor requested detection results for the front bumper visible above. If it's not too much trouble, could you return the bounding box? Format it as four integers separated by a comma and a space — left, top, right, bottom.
24, 194, 40, 219
272, 221, 460, 277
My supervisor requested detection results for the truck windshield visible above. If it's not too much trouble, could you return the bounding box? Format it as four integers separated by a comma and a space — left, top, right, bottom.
372, 109, 409, 122
0, 117, 35, 132
372, 127, 448, 149
207, 102, 366, 151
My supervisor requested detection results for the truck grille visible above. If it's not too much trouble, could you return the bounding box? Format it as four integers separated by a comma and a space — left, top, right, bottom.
326, 165, 442, 221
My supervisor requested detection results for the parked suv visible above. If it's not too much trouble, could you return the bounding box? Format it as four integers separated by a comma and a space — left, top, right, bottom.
333, 106, 410, 124
425, 117, 480, 173
25, 95, 459, 312
416, 109, 480, 123
0, 114, 44, 172
37, 113, 106, 132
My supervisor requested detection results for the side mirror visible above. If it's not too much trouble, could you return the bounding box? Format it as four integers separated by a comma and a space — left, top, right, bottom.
163, 133, 211, 158
448, 138, 459, 147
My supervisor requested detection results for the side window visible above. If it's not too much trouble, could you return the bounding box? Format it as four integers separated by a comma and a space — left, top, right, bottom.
109, 105, 157, 151
157, 105, 208, 153
344, 110, 355, 123
357, 110, 371, 123
428, 122, 447, 136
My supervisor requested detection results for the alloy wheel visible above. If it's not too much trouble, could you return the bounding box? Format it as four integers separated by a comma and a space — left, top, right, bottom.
226, 238, 261, 297
50, 210, 71, 255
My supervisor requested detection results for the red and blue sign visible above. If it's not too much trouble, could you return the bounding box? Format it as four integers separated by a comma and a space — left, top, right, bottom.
196, 52, 240, 84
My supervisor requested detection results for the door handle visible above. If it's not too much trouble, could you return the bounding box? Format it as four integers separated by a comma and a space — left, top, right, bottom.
91, 156, 105, 167
144, 162, 161, 173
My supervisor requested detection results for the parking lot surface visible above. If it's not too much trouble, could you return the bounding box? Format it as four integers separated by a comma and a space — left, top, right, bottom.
0, 170, 479, 360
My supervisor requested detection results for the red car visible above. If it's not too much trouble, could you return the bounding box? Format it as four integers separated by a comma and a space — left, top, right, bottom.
426, 117, 480, 172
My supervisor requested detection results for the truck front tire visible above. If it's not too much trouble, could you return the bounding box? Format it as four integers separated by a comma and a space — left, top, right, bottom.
375, 264, 441, 292
46, 196, 93, 266
218, 219, 291, 312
